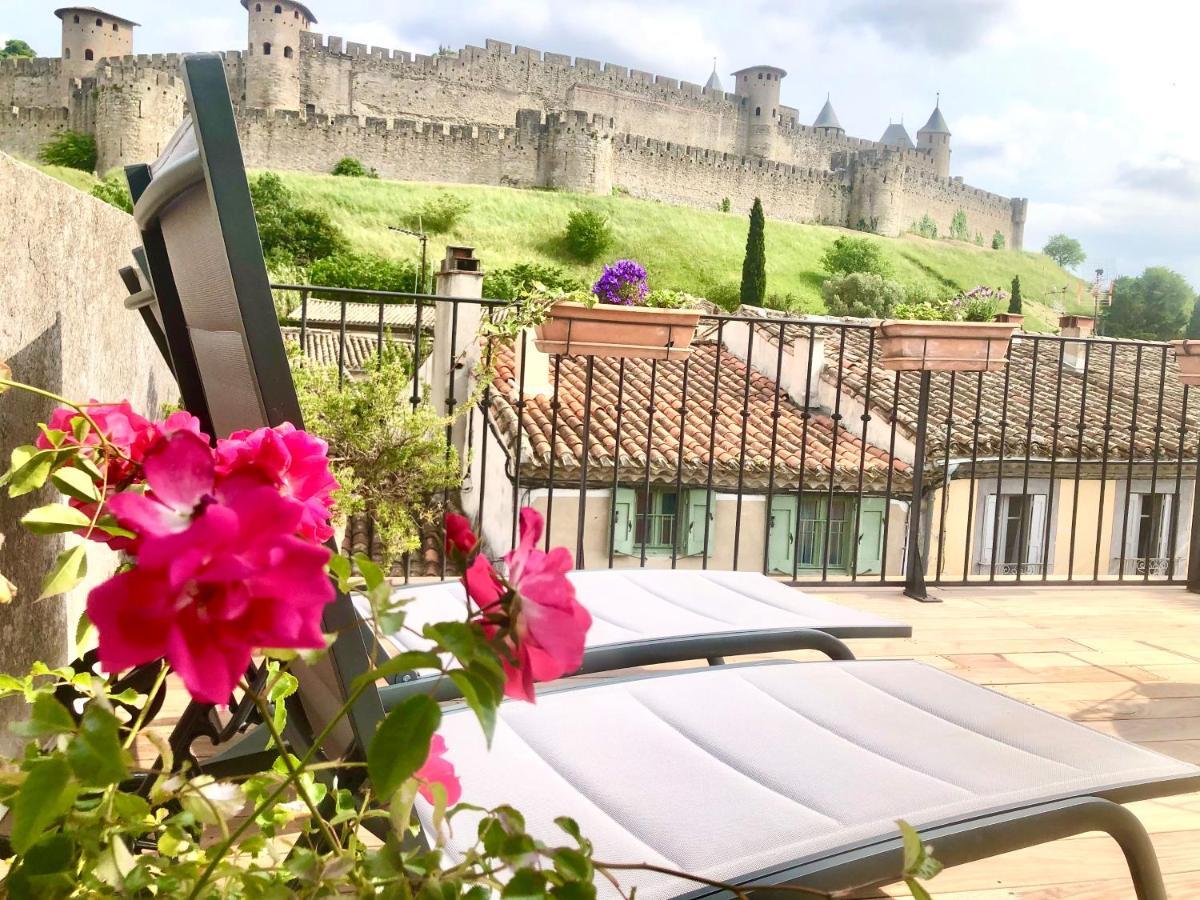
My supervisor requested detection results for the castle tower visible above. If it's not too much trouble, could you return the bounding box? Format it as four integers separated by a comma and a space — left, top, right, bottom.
813, 94, 844, 139
55, 6, 138, 86
704, 59, 723, 93
879, 120, 915, 150
916, 98, 951, 178
242, 0, 316, 110
732, 64, 786, 158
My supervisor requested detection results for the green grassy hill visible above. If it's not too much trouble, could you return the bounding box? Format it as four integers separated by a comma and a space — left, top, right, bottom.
278, 173, 1091, 331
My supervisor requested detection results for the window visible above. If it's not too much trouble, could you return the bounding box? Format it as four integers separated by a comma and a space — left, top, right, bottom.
275, 3, 283, 11
755, 106, 761, 116
64, 47, 71, 59
73, 14, 80, 23
1121, 492, 1176, 575
96, 17, 103, 26
757, 72, 762, 79
84, 49, 94, 60
295, 9, 300, 17
978, 492, 1047, 574
611, 487, 713, 556
263, 42, 272, 55
305, 102, 316, 115
255, 3, 261, 9
769, 495, 885, 575
113, 23, 118, 31
284, 46, 294, 58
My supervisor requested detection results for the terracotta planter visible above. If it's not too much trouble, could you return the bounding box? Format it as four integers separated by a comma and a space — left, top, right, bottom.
878, 320, 1017, 372
993, 312, 1025, 327
533, 301, 701, 361
1170, 340, 1200, 385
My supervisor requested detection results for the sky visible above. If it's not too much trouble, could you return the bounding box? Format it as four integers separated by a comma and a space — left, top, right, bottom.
4, 0, 1200, 286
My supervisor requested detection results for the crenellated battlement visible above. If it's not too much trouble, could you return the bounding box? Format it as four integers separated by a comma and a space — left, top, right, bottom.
0, 56, 60, 76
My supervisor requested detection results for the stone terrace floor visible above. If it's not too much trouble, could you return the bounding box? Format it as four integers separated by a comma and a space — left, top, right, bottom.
151, 583, 1200, 899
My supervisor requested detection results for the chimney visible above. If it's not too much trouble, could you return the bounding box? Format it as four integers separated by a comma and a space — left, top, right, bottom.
513, 329, 554, 397
432, 246, 485, 451
722, 316, 825, 408
1059, 314, 1095, 373
783, 329, 825, 408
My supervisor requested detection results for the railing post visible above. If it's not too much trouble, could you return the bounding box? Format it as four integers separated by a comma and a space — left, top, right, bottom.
1187, 456, 1200, 592
905, 370, 932, 601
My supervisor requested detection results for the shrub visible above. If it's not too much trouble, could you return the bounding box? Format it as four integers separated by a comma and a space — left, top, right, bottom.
740, 197, 767, 306
822, 273, 904, 318
308, 251, 417, 298
819, 235, 891, 278
38, 131, 97, 172
483, 262, 584, 301
975, 231, 984, 246
949, 209, 970, 241
90, 170, 131, 213
991, 230, 1006, 250
331, 156, 378, 178
719, 196, 731, 213
563, 208, 612, 262
1008, 276, 1023, 314
911, 214, 938, 239
702, 280, 741, 311
644, 288, 699, 310
412, 192, 470, 234
250, 172, 347, 265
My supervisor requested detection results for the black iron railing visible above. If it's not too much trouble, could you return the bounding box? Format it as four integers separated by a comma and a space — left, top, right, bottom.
273, 283, 1200, 588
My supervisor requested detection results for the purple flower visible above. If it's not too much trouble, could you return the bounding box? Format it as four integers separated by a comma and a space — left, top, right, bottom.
592, 259, 648, 306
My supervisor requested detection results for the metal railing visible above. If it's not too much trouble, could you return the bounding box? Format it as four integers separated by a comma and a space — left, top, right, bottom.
273, 283, 1200, 589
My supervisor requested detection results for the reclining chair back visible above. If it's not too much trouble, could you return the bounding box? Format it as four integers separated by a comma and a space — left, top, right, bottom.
127, 52, 381, 759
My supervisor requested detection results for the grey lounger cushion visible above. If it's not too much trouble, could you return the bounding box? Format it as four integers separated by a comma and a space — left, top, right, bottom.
418, 660, 1199, 899
354, 569, 910, 663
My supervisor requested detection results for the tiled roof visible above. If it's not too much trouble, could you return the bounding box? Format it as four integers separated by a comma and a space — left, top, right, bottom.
486, 340, 908, 491
737, 307, 1200, 462
282, 326, 396, 373
286, 299, 431, 332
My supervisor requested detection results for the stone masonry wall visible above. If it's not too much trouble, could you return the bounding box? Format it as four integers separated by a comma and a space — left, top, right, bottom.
76, 63, 188, 172
0, 57, 65, 108
0, 153, 175, 749
0, 106, 71, 161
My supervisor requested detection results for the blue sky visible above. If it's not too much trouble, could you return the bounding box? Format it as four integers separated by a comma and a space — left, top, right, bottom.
4, 0, 1199, 287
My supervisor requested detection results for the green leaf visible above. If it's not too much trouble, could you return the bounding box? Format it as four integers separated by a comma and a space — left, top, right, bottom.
37, 427, 66, 449
905, 878, 934, 900
502, 868, 547, 900
38, 545, 88, 600
73, 612, 93, 653
12, 693, 76, 738
354, 554, 385, 591
0, 571, 14, 605
353, 650, 442, 692
6, 446, 54, 498
368, 694, 441, 798
50, 466, 100, 502
899, 819, 922, 872
328, 554, 352, 591
552, 848, 592, 883
550, 883, 596, 900
11, 756, 76, 853
20, 504, 91, 535
94, 516, 135, 540
449, 667, 498, 744
67, 704, 130, 787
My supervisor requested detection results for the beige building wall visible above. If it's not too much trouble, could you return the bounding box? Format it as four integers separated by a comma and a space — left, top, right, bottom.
59, 8, 134, 86
0, 154, 175, 750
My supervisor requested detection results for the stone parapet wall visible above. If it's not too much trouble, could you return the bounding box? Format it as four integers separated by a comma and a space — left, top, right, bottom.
0, 56, 64, 108
0, 106, 71, 161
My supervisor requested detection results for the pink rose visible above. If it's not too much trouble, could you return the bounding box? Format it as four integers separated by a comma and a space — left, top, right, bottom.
215, 423, 338, 542
445, 512, 477, 556
415, 734, 461, 805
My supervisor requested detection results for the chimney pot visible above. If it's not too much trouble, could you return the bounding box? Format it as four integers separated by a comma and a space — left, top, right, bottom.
1058, 314, 1095, 337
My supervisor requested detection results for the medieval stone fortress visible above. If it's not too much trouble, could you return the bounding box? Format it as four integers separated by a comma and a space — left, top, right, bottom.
0, 2, 1027, 249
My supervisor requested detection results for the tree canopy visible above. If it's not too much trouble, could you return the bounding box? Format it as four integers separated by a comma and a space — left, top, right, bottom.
1102, 267, 1195, 341
0, 39, 35, 59
740, 197, 766, 306
1042, 234, 1086, 269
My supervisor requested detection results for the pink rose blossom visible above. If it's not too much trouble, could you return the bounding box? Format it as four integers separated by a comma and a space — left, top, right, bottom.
415, 734, 461, 805
215, 423, 338, 542
445, 512, 477, 556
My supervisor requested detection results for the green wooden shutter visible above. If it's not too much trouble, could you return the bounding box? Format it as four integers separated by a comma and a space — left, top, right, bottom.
611, 487, 636, 556
684, 490, 715, 557
768, 496, 797, 574
855, 497, 887, 575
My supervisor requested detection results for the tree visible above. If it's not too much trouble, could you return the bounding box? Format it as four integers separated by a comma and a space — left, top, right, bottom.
949, 209, 969, 241
249, 172, 346, 265
0, 39, 35, 59
1188, 298, 1200, 340
37, 131, 97, 172
1008, 276, 1022, 314
1102, 267, 1194, 340
1042, 233, 1086, 269
740, 197, 766, 306
819, 235, 891, 279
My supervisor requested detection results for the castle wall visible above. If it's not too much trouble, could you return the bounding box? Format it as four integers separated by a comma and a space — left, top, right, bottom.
236, 109, 543, 188
0, 106, 71, 161
0, 58, 65, 108
296, 36, 746, 154
899, 173, 1018, 247
75, 63, 187, 172
611, 135, 850, 225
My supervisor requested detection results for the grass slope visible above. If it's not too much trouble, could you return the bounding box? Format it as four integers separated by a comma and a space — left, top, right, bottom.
279, 172, 1091, 331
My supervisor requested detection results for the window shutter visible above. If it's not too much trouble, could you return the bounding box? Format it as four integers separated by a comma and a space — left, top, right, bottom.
1122, 492, 1143, 568
768, 496, 797, 574
611, 487, 636, 556
855, 497, 886, 575
979, 493, 997, 566
1026, 494, 1047, 566
1159, 494, 1175, 560
684, 490, 715, 557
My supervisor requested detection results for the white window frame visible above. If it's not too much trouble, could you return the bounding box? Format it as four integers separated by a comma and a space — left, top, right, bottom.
973, 478, 1054, 575
1109, 479, 1190, 576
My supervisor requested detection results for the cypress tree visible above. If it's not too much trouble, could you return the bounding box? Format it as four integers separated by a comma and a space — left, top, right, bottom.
1187, 298, 1200, 340
740, 197, 767, 307
1009, 275, 1022, 314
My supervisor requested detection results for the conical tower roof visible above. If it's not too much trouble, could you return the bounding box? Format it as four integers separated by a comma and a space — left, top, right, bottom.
918, 100, 950, 135
813, 96, 842, 130
704, 59, 723, 92
879, 121, 914, 149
